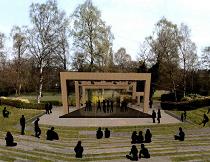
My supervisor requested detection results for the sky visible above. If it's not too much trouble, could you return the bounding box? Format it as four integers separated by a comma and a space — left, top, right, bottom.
0, 0, 210, 59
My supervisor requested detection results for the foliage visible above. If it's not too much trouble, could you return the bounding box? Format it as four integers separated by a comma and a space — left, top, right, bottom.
0, 97, 45, 109
161, 92, 184, 102
27, 0, 69, 103
71, 0, 114, 72
161, 97, 210, 110
41, 100, 62, 106
114, 47, 131, 71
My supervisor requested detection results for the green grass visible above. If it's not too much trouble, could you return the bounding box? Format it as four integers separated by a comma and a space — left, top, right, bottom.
1, 103, 210, 161
170, 106, 210, 126
0, 105, 44, 133
153, 90, 170, 100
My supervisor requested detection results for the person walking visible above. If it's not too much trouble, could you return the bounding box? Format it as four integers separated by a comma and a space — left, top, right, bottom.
20, 115, 26, 135
157, 109, 161, 123
34, 118, 41, 138
152, 110, 156, 123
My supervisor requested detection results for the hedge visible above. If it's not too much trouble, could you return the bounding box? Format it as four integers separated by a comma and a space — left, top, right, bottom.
161, 92, 183, 102
161, 98, 210, 110
41, 100, 62, 106
0, 97, 45, 110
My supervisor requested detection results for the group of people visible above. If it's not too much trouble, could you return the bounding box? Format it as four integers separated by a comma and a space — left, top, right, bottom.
85, 99, 129, 113
126, 144, 150, 161
96, 127, 111, 139
5, 116, 59, 147
126, 127, 185, 161
131, 129, 152, 144
120, 99, 128, 112
152, 109, 161, 123
45, 102, 53, 114
85, 100, 92, 111
97, 99, 114, 113
73, 127, 111, 158
33, 117, 59, 140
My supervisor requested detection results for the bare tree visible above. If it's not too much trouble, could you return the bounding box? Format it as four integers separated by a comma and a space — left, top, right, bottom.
149, 18, 180, 101
137, 39, 155, 67
114, 47, 131, 71
0, 32, 6, 69
178, 23, 198, 96
27, 0, 69, 103
10, 26, 28, 95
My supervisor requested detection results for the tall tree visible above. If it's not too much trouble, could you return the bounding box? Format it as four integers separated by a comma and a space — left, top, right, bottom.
149, 18, 180, 101
114, 47, 131, 71
0, 32, 6, 68
178, 23, 198, 96
202, 46, 210, 70
71, 0, 113, 72
10, 26, 28, 95
28, 0, 69, 103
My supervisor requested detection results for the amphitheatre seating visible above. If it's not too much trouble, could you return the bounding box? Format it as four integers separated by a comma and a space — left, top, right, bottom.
0, 125, 210, 161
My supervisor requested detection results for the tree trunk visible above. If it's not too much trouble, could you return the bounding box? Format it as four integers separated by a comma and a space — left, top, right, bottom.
183, 58, 186, 97
170, 72, 177, 102
16, 45, 21, 96
37, 65, 43, 103
18, 83, 22, 96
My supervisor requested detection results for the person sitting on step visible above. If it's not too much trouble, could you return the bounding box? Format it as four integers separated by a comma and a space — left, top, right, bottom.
144, 129, 152, 143
74, 141, 83, 158
136, 131, 144, 143
3, 107, 10, 118
131, 131, 138, 144
5, 132, 17, 146
126, 145, 138, 161
104, 128, 110, 138
174, 127, 185, 141
96, 127, 103, 139
139, 144, 150, 159
46, 127, 59, 140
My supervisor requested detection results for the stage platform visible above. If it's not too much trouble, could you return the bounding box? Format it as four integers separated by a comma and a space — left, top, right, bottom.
60, 106, 152, 118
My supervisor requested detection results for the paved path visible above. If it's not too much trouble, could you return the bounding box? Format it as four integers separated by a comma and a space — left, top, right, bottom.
39, 103, 181, 127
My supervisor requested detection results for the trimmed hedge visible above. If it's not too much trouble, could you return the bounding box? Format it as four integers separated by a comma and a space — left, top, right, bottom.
0, 97, 45, 110
41, 100, 62, 106
161, 98, 210, 110
161, 92, 183, 102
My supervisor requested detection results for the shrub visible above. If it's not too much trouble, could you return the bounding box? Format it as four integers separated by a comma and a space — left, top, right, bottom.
161, 92, 183, 102
0, 97, 45, 110
161, 97, 210, 110
41, 100, 62, 106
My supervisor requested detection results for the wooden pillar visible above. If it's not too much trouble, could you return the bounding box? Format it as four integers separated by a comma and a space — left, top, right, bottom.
102, 89, 104, 99
143, 77, 151, 113
82, 86, 86, 105
132, 82, 136, 99
75, 81, 80, 109
137, 96, 140, 105
60, 75, 68, 114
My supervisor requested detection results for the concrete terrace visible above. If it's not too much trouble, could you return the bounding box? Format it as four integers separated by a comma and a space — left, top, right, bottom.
39, 103, 181, 127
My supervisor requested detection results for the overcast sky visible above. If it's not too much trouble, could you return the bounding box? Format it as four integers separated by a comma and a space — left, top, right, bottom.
0, 0, 210, 59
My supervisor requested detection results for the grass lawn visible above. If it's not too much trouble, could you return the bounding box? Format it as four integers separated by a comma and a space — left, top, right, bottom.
153, 90, 170, 100
0, 105, 44, 134
169, 106, 210, 126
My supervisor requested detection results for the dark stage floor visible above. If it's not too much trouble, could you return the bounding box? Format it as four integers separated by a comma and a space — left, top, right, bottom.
60, 106, 152, 118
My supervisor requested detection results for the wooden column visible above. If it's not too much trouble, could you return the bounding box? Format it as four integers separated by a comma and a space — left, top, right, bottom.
75, 81, 80, 109
82, 86, 86, 105
143, 78, 151, 113
60, 76, 68, 114
132, 82, 136, 99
